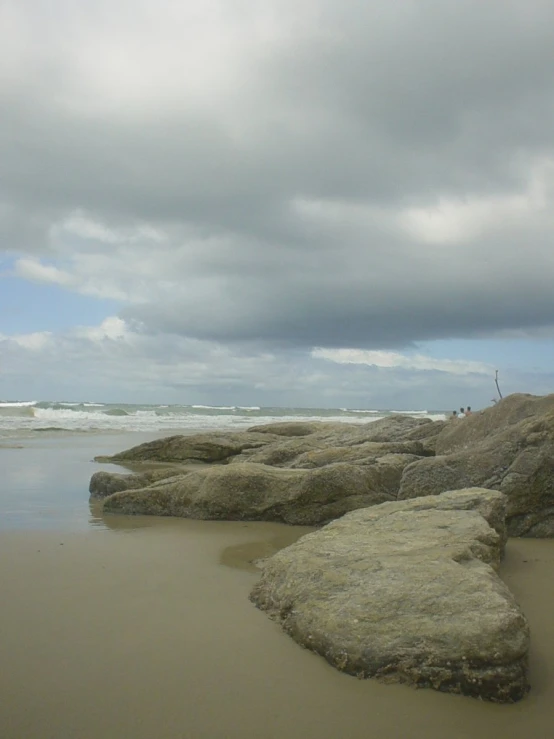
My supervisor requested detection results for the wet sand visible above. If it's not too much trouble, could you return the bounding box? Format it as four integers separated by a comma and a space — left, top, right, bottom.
0, 522, 553, 739
0, 430, 193, 530
1, 432, 554, 738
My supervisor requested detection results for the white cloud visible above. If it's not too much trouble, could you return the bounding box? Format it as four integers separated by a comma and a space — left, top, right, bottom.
399, 159, 553, 245
0, 320, 550, 408
312, 348, 492, 376
0, 331, 53, 351
75, 316, 129, 341
14, 258, 74, 287
56, 212, 166, 245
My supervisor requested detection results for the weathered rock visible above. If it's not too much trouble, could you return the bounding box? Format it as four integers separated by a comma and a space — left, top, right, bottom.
233, 416, 438, 468
288, 446, 424, 469
101, 461, 400, 525
230, 438, 323, 467
435, 393, 554, 455
310, 415, 438, 445
399, 397, 554, 536
250, 489, 529, 702
248, 415, 439, 446
234, 437, 426, 469
94, 431, 279, 465
247, 421, 332, 437
89, 394, 554, 536
89, 468, 186, 499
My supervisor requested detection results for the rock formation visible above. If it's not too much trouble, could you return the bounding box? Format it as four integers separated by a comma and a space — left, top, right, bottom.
398, 394, 554, 536
91, 395, 554, 536
250, 489, 529, 702
97, 462, 400, 526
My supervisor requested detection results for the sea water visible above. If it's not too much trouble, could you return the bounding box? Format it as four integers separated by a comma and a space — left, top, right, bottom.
0, 399, 447, 438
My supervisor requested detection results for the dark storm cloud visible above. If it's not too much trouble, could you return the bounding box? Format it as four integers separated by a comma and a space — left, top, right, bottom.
3, 0, 554, 349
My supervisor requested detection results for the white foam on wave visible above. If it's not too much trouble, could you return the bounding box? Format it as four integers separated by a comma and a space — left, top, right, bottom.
0, 400, 37, 407
191, 405, 237, 411
340, 408, 380, 413
391, 410, 428, 415
0, 408, 383, 433
0, 403, 447, 433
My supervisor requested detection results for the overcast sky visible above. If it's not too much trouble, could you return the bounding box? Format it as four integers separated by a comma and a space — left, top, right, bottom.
2, 0, 554, 409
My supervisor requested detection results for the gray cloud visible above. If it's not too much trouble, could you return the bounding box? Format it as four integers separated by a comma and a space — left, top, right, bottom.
2, 0, 554, 354
3, 324, 549, 409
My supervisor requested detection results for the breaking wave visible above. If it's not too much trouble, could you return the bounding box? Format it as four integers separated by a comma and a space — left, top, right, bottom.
0, 400, 447, 434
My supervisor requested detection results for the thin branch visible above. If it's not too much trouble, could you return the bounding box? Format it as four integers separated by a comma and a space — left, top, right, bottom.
494, 370, 503, 400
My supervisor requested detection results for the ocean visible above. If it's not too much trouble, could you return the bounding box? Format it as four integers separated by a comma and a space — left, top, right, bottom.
0, 399, 447, 438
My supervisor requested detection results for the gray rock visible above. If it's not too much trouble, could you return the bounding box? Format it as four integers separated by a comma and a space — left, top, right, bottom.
89, 468, 187, 499
94, 431, 278, 464
435, 393, 554, 455
288, 446, 424, 469
399, 398, 554, 536
246, 421, 332, 437
235, 438, 425, 469
101, 461, 399, 525
89, 394, 554, 536
234, 415, 438, 468
230, 438, 323, 467
250, 489, 529, 702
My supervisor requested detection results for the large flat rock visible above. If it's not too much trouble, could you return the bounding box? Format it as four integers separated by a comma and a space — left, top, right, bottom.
99, 462, 402, 525
250, 489, 530, 702
95, 432, 279, 464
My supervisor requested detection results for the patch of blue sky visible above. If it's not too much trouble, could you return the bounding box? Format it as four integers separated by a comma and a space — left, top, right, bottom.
0, 275, 120, 334
416, 338, 554, 374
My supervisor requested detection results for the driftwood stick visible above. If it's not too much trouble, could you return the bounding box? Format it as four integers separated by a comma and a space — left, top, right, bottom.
495, 370, 503, 400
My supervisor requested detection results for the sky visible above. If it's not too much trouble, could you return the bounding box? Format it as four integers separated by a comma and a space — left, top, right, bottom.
1, 0, 554, 410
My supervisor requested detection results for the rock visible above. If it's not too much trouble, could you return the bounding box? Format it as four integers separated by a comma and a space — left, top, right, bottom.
250, 489, 529, 702
435, 393, 554, 455
234, 416, 438, 468
89, 394, 554, 536
399, 396, 554, 536
94, 431, 278, 464
311, 415, 438, 445
234, 438, 426, 469
89, 468, 186, 499
288, 446, 424, 469
101, 461, 400, 525
230, 438, 323, 467
247, 421, 332, 437
248, 415, 438, 445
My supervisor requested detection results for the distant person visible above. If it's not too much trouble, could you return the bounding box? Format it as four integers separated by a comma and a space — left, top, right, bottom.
450, 410, 458, 420
465, 406, 473, 416
458, 407, 466, 418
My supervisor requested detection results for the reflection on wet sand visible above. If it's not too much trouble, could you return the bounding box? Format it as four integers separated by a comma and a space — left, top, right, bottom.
88, 498, 160, 531
220, 529, 315, 572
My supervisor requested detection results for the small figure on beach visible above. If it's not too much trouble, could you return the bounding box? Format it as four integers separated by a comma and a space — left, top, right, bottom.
465, 406, 472, 416
451, 410, 458, 420
458, 407, 466, 418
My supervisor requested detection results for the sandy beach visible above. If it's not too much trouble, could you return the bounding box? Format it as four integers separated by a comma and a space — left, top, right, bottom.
1, 433, 554, 738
